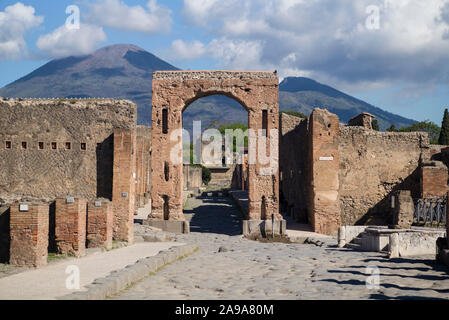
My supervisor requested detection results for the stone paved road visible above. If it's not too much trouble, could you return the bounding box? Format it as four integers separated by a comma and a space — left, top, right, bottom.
116, 195, 449, 300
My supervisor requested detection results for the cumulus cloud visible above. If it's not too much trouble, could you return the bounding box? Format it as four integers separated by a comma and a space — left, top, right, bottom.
180, 0, 449, 89
36, 24, 106, 59
0, 2, 43, 60
87, 0, 172, 33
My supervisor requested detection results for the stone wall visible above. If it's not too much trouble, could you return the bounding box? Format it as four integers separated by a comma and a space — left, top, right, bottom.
308, 109, 341, 236
87, 199, 113, 250
420, 161, 449, 198
279, 113, 309, 222
10, 202, 49, 267
112, 129, 137, 243
151, 70, 281, 222
183, 165, 202, 190
0, 98, 137, 204
55, 198, 87, 257
338, 126, 428, 225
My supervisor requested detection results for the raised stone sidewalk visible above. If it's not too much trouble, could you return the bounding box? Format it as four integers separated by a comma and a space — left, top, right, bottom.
0, 242, 190, 300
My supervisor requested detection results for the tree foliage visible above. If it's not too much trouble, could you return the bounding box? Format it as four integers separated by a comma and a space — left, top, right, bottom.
371, 119, 379, 131
389, 121, 441, 144
438, 109, 449, 145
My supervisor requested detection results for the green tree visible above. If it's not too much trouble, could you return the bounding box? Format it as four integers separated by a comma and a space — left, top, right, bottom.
399, 120, 441, 145
372, 119, 380, 131
218, 122, 249, 152
438, 109, 449, 145
387, 124, 397, 132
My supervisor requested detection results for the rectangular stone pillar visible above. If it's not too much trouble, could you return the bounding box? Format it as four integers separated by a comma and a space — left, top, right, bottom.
308, 108, 341, 236
55, 198, 87, 257
10, 202, 49, 267
112, 129, 137, 244
392, 190, 414, 229
87, 200, 113, 249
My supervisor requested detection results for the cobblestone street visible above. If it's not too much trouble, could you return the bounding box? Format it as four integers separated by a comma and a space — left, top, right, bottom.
115, 195, 449, 300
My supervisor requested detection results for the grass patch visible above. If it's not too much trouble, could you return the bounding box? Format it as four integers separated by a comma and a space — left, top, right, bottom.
47, 253, 69, 262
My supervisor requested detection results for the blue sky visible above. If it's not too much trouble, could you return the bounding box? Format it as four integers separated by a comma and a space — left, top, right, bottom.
1, 0, 449, 124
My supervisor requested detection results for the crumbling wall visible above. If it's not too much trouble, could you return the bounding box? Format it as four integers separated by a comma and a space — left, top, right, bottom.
279, 113, 309, 222
338, 126, 428, 225
0, 98, 137, 204
136, 126, 152, 208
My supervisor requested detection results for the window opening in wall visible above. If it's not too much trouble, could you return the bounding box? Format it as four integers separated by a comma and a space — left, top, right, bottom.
51, 142, 57, 150
163, 195, 169, 220
5, 141, 11, 149
38, 142, 44, 150
80, 143, 86, 151
164, 162, 170, 181
66, 142, 71, 150
21, 142, 27, 149
261, 196, 267, 220
262, 110, 268, 137
162, 108, 168, 134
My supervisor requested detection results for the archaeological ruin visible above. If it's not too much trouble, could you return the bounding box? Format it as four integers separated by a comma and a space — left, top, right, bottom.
0, 69, 448, 268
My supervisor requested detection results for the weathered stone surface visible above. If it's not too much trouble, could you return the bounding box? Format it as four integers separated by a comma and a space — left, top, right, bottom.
55, 197, 87, 257
279, 113, 308, 222
0, 99, 137, 204
420, 161, 449, 198
338, 126, 428, 225
10, 202, 49, 267
308, 108, 341, 236
150, 71, 280, 222
87, 200, 113, 249
392, 190, 414, 229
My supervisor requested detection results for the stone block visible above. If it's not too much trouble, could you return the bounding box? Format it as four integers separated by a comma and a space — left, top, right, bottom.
146, 220, 190, 234
392, 190, 414, 229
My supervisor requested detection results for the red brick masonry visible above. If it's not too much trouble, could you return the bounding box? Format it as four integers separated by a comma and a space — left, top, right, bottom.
55, 198, 87, 257
10, 202, 49, 267
87, 200, 113, 250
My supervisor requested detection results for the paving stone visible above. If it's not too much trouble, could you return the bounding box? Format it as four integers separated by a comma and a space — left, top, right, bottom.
114, 195, 449, 300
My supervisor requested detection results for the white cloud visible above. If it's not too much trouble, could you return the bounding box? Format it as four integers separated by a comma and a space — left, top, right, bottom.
0, 2, 43, 60
180, 0, 449, 89
87, 0, 172, 33
36, 24, 106, 59
171, 40, 206, 60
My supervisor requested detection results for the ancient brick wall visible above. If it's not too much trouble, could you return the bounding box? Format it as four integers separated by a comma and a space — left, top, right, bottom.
308, 109, 341, 236
55, 198, 87, 257
279, 113, 309, 222
150, 71, 280, 221
420, 162, 449, 198
87, 200, 113, 249
112, 129, 137, 243
0, 98, 137, 204
338, 126, 428, 225
10, 202, 49, 267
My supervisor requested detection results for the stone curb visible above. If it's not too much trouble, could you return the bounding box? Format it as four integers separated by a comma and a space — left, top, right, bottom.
58, 244, 198, 300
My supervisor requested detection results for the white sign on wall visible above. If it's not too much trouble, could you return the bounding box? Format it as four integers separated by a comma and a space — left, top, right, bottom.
319, 156, 334, 161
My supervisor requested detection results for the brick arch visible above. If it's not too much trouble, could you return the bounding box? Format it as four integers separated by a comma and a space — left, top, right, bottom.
182, 91, 250, 113
149, 70, 282, 226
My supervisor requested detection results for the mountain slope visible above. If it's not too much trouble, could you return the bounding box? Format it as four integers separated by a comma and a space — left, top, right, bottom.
279, 77, 415, 130
0, 44, 416, 129
0, 44, 178, 125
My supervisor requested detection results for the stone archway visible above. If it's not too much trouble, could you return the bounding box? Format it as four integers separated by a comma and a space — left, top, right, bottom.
149, 71, 283, 233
